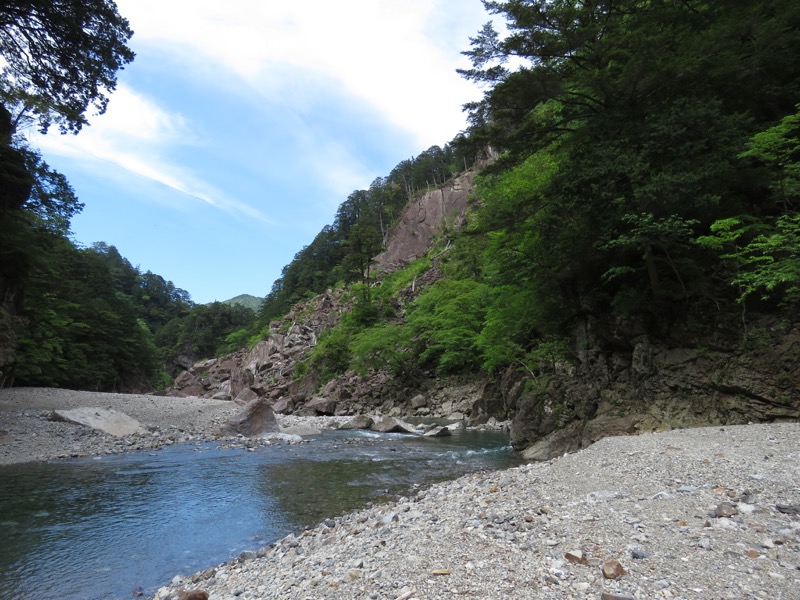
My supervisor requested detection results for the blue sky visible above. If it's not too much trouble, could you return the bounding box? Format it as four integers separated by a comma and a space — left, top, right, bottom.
27, 0, 491, 304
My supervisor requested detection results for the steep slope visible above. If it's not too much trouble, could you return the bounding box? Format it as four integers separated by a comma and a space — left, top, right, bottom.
167, 164, 800, 458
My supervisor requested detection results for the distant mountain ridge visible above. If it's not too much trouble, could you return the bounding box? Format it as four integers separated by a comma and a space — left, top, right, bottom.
218, 294, 263, 312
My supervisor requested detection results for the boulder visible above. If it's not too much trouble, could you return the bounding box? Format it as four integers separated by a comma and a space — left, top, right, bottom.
423, 425, 452, 437
50, 407, 144, 437
303, 396, 338, 415
337, 415, 375, 430
223, 398, 279, 436
410, 394, 427, 408
233, 387, 259, 406
174, 370, 197, 387
271, 397, 294, 414
371, 417, 419, 435
211, 380, 232, 400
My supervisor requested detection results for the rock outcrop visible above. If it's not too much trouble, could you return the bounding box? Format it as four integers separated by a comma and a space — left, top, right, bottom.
164, 163, 799, 461
506, 317, 800, 460
165, 289, 347, 404
371, 171, 476, 276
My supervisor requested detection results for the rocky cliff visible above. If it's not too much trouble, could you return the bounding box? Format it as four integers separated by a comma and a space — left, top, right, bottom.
505, 316, 800, 460
167, 165, 800, 459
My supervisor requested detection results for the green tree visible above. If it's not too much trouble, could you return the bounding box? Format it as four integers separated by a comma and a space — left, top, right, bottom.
0, 0, 135, 133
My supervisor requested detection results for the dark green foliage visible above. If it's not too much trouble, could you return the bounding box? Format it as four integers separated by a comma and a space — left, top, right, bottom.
451, 0, 800, 336
404, 280, 491, 374
221, 294, 264, 312
257, 144, 476, 326
13, 235, 161, 390
0, 0, 135, 133
156, 302, 256, 367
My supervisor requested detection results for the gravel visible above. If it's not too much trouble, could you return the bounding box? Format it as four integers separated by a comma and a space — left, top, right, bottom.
1, 389, 798, 599
150, 423, 800, 600
0, 387, 342, 465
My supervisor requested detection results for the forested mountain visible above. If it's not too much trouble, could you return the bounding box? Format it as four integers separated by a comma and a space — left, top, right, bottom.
221, 295, 264, 312
272, 0, 800, 393
255, 142, 478, 326
2, 0, 799, 406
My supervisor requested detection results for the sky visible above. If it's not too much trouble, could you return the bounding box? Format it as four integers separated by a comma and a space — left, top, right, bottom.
27, 0, 493, 304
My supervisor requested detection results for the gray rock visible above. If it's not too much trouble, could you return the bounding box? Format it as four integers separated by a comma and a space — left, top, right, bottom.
50, 407, 144, 437
222, 398, 279, 437
423, 426, 452, 438
337, 415, 374, 430
233, 387, 259, 406
410, 394, 427, 408
371, 417, 419, 435
302, 396, 338, 416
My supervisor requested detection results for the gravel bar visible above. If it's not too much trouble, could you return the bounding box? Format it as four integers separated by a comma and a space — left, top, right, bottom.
151, 422, 800, 600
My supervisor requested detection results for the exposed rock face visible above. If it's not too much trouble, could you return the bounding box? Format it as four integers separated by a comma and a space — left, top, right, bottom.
507, 317, 800, 460
166, 289, 347, 403
371, 171, 476, 276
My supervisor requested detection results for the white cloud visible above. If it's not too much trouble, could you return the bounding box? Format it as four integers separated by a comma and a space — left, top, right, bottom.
117, 0, 487, 147
31, 85, 273, 224
30, 1, 491, 234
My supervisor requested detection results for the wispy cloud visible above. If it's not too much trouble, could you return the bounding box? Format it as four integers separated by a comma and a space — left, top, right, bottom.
117, 0, 486, 147
31, 85, 274, 224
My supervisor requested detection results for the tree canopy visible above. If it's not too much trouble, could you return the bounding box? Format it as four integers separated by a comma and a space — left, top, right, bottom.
0, 0, 134, 133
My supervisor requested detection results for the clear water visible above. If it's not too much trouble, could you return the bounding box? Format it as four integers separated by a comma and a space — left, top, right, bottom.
0, 429, 519, 599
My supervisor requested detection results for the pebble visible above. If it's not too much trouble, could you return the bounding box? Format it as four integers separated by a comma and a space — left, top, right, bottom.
149, 423, 800, 599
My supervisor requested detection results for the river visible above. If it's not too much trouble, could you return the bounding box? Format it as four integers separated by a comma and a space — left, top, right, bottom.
0, 428, 519, 599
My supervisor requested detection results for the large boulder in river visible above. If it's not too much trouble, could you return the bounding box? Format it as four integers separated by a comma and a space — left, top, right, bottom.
222, 398, 279, 436
50, 407, 145, 437
423, 425, 452, 437
371, 417, 419, 435
337, 415, 374, 430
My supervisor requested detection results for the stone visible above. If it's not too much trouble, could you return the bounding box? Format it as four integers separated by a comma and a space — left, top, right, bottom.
776, 503, 800, 515
630, 547, 650, 560
211, 380, 232, 400
222, 398, 279, 436
174, 370, 197, 387
371, 417, 419, 435
601, 558, 626, 579
303, 396, 338, 415
337, 415, 374, 430
564, 549, 586, 565
601, 594, 635, 600
50, 407, 144, 437
271, 397, 294, 414
233, 388, 259, 406
410, 394, 427, 408
423, 425, 452, 438
714, 502, 738, 518
177, 590, 209, 600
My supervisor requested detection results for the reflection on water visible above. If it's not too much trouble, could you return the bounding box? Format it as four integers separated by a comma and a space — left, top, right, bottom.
0, 428, 519, 599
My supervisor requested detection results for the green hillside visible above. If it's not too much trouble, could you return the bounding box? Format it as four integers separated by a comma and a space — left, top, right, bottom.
220, 294, 264, 312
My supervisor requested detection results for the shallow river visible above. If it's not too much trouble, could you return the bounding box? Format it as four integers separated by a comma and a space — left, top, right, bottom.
0, 428, 519, 599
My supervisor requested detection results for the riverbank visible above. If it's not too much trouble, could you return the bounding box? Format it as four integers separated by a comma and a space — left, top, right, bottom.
0, 387, 342, 465
150, 422, 800, 600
